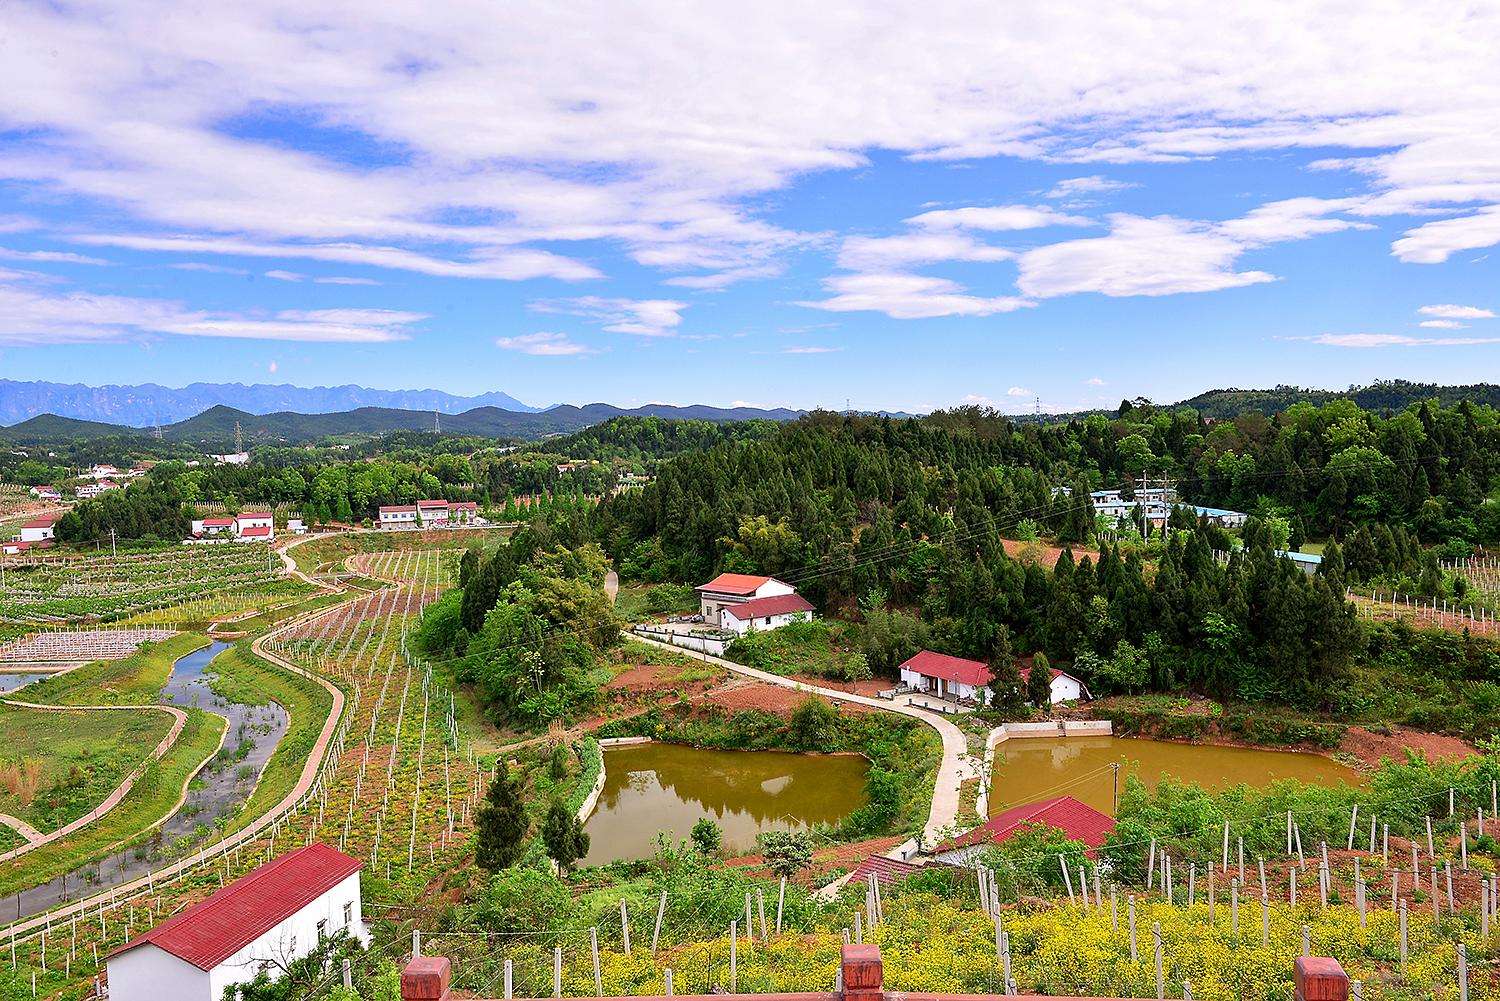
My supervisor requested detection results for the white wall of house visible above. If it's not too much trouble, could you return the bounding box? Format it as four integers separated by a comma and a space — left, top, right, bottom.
720, 608, 811, 635
379, 510, 418, 527
698, 578, 795, 619
18, 524, 54, 543
898, 668, 985, 703
108, 944, 207, 1001
1046, 674, 1084, 703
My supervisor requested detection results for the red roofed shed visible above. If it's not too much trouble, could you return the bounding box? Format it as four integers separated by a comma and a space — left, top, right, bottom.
934, 796, 1115, 860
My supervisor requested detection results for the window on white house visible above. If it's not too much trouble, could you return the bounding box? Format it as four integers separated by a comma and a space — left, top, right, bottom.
317, 919, 327, 943
343, 902, 353, 926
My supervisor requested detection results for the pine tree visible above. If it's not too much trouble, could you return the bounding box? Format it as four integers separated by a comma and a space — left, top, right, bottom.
542, 800, 590, 872
476, 767, 528, 871
1027, 651, 1054, 707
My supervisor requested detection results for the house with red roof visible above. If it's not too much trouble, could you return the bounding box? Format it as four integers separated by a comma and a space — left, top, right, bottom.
897, 649, 1089, 705
233, 512, 275, 542
379, 504, 419, 529
931, 795, 1116, 865
695, 572, 796, 621
18, 515, 58, 543
719, 592, 816, 635
416, 499, 450, 526
107, 844, 367, 1001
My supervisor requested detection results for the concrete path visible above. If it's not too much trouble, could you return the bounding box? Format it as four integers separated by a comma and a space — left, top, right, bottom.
630, 633, 972, 841
0, 814, 43, 844
0, 700, 189, 864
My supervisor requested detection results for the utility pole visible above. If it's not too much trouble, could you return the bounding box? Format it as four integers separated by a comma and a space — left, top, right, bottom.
234, 420, 245, 455
1111, 762, 1121, 812
109, 527, 117, 558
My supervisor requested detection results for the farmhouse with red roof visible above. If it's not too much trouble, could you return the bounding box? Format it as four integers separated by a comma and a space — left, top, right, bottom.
898, 650, 1089, 705
107, 844, 367, 1001
931, 795, 1116, 865
18, 515, 58, 543
695, 572, 797, 620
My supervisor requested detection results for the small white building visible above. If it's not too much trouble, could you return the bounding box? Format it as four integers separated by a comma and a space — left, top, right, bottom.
233, 512, 274, 539
417, 499, 450, 526
76, 480, 119, 499
210, 452, 251, 465
898, 649, 1090, 705
695, 573, 796, 621
287, 518, 307, 535
720, 593, 815, 635
28, 486, 61, 501
107, 844, 368, 1001
449, 501, 481, 524
18, 516, 58, 543
191, 517, 236, 537
379, 504, 419, 529
898, 650, 994, 704
89, 464, 122, 481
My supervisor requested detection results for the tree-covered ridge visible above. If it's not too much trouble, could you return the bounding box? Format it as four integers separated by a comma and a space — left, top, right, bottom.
1176, 380, 1500, 419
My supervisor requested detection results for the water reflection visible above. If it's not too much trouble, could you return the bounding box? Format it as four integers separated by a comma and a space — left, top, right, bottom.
581, 743, 868, 866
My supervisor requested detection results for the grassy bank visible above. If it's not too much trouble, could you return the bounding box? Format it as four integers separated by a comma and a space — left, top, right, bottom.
0, 705, 174, 834
206, 641, 336, 833
0, 706, 225, 899
20, 632, 210, 707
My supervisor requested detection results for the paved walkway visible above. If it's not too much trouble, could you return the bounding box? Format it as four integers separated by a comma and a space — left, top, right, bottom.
0, 814, 43, 844
0, 700, 189, 864
630, 633, 972, 840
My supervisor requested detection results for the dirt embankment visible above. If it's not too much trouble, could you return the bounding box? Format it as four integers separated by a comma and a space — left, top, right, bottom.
1338, 725, 1475, 769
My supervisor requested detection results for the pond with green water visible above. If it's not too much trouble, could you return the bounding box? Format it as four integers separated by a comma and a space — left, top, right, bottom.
989, 735, 1359, 818
581, 742, 869, 866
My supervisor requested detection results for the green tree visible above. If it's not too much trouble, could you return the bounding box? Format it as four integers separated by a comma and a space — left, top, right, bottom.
691, 817, 723, 855
542, 800, 590, 871
476, 767, 528, 871
1027, 652, 1054, 707
758, 830, 813, 879
787, 696, 838, 751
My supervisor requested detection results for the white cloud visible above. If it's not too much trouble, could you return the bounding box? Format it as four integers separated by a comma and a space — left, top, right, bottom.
1017, 215, 1275, 298
1046, 176, 1136, 200
836, 232, 1014, 271
1006, 386, 1031, 397
531, 296, 687, 337
0, 272, 421, 344
1418, 303, 1494, 319
798, 273, 1032, 319
264, 269, 304, 282
76, 234, 598, 282
495, 332, 593, 356
0, 247, 108, 265
905, 205, 1092, 231
1419, 319, 1466, 329
314, 276, 381, 286
1300, 332, 1500, 348
783, 345, 840, 354
1086, 376, 1106, 385
268, 360, 278, 373
171, 262, 248, 275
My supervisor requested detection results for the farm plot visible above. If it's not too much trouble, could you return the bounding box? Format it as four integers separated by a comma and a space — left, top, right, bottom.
0, 544, 306, 624
0, 628, 175, 666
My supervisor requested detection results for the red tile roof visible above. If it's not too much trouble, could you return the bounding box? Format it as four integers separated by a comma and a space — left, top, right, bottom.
898, 650, 992, 687
237, 511, 272, 519
417, 499, 449, 508
20, 516, 58, 529
110, 844, 361, 971
848, 854, 938, 887
238, 525, 272, 538
722, 593, 815, 621
380, 505, 418, 514
697, 572, 775, 595
202, 517, 235, 527
937, 796, 1115, 856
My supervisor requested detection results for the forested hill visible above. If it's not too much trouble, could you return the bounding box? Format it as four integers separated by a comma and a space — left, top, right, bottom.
1175, 381, 1500, 419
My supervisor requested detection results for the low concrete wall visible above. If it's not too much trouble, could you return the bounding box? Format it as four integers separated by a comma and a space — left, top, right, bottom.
576, 738, 655, 822
630, 625, 729, 657
974, 720, 1114, 817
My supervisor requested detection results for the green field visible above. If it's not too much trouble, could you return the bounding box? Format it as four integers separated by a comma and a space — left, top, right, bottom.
0, 705, 174, 835
20, 632, 210, 706
0, 705, 225, 898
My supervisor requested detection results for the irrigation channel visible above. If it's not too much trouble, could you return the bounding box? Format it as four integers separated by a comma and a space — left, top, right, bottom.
5, 641, 289, 921
988, 734, 1360, 818
0, 672, 51, 695
581, 743, 870, 866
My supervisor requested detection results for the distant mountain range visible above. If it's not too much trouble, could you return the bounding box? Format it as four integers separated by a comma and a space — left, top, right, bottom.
0, 380, 541, 426
0, 402, 804, 446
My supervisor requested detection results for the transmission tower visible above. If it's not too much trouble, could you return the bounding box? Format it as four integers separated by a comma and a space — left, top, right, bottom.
234, 420, 244, 454
433, 409, 441, 434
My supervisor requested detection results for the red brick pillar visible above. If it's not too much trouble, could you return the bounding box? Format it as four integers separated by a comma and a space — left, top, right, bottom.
842, 944, 883, 1001
1294, 957, 1349, 1001
403, 955, 452, 1001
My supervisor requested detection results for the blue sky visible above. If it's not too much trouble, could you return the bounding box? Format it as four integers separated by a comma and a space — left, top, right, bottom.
1, 2, 1498, 413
